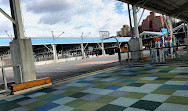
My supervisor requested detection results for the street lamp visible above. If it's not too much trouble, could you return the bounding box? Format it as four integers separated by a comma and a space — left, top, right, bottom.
103, 36, 122, 64
51, 31, 64, 62
80, 32, 91, 59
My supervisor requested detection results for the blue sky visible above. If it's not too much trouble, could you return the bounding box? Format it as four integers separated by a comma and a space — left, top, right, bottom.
0, 0, 151, 37
115, 2, 126, 14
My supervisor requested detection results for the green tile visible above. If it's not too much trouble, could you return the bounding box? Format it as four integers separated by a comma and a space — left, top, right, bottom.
94, 95, 118, 104
72, 109, 86, 111
36, 94, 54, 99
59, 91, 78, 96
149, 80, 168, 84
11, 97, 31, 103
0, 101, 21, 111
127, 83, 145, 87
65, 87, 87, 92
27, 109, 37, 111
96, 104, 126, 111
49, 85, 59, 89
151, 89, 176, 95
38, 88, 57, 93
115, 82, 130, 86
131, 100, 162, 111
123, 92, 147, 99
65, 99, 88, 108
165, 96, 188, 105
78, 101, 106, 111
69, 92, 89, 98
135, 80, 151, 83
26, 100, 49, 108
94, 78, 105, 81
99, 82, 118, 86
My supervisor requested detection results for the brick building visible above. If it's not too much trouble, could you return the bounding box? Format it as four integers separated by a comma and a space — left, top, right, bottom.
141, 12, 165, 32
117, 25, 130, 37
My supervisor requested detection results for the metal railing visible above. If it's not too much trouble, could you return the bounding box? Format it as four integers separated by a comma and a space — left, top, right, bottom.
0, 64, 22, 95
126, 45, 188, 66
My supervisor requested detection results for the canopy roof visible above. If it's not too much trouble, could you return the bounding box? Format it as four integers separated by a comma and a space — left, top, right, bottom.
0, 37, 131, 46
118, 0, 188, 22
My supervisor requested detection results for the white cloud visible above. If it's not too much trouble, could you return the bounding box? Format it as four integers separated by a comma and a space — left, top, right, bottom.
0, 0, 152, 38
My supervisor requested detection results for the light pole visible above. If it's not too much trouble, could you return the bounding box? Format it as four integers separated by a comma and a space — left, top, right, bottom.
81, 32, 91, 59
51, 31, 64, 62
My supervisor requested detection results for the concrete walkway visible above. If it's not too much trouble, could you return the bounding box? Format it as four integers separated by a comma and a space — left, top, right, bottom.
0, 55, 188, 111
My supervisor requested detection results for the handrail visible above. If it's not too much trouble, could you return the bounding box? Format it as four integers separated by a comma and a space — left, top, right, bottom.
0, 64, 22, 95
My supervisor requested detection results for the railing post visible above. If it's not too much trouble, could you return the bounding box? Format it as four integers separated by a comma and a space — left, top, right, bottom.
2, 68, 8, 90
18, 65, 23, 83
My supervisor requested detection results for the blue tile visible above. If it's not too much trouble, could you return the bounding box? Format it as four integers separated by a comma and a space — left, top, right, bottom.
34, 103, 60, 111
147, 75, 160, 77
77, 80, 96, 84
123, 79, 137, 83
179, 85, 188, 90
0, 100, 7, 104
23, 91, 38, 96
49, 105, 74, 111
44, 95, 64, 102
105, 85, 122, 90
159, 85, 182, 90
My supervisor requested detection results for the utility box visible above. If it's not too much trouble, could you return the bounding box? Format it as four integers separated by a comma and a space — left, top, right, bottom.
128, 38, 143, 60
185, 38, 188, 53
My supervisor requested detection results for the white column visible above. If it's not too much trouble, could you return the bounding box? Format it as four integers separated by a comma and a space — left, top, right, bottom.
81, 43, 86, 59
101, 40, 106, 56
52, 44, 58, 62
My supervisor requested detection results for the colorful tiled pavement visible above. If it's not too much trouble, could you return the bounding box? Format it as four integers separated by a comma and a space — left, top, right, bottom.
0, 56, 188, 111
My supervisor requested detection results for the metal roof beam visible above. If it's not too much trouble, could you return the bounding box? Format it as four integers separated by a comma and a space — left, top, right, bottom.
172, 2, 188, 16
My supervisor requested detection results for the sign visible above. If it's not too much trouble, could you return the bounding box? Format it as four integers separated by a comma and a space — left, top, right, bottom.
99, 31, 109, 40
161, 29, 167, 35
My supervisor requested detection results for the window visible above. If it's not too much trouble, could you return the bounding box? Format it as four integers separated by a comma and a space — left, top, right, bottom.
149, 21, 152, 28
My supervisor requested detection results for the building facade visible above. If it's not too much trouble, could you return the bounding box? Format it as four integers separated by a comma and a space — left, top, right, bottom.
117, 25, 130, 37
141, 12, 165, 32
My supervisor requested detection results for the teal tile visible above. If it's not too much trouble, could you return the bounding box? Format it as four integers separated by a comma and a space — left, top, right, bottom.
110, 97, 138, 107
82, 88, 113, 95
49, 105, 74, 111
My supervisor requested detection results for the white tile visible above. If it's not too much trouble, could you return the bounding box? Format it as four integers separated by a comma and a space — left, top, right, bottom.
141, 94, 170, 102
173, 90, 188, 97
165, 81, 187, 85
156, 103, 188, 111
110, 97, 138, 107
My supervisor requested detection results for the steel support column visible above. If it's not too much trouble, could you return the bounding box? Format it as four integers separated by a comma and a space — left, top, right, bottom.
133, 5, 139, 38
9, 0, 36, 83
